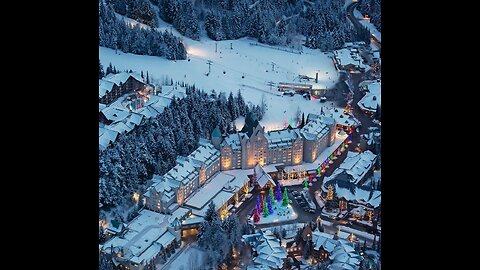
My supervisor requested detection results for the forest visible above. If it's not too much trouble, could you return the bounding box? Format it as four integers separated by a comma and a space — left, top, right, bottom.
99, 85, 265, 208
100, 0, 187, 60
104, 0, 371, 51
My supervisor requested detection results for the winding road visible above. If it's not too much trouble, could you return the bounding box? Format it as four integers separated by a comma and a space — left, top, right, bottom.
346, 1, 381, 50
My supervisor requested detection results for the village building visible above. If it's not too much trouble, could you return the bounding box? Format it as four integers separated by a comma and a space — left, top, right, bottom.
99, 72, 146, 105
358, 80, 381, 115
143, 140, 221, 213
216, 113, 336, 170
100, 209, 182, 270
246, 230, 288, 269
323, 150, 377, 185
332, 48, 366, 72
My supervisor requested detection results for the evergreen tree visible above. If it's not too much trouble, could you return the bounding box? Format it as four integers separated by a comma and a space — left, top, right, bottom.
222, 214, 242, 248
260, 194, 264, 212
267, 195, 273, 214
253, 205, 260, 223
269, 187, 275, 205
106, 62, 113, 75
282, 187, 289, 206
256, 195, 261, 213
99, 252, 115, 270
146, 71, 150, 84
275, 183, 282, 202
236, 90, 247, 116
99, 59, 105, 79
263, 195, 269, 217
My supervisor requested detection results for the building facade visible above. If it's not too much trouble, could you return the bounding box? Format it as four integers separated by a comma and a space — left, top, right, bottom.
99, 72, 146, 105
218, 116, 336, 170
144, 141, 220, 214
143, 116, 336, 217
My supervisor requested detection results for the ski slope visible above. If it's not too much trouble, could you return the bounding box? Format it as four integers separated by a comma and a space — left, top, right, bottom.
100, 19, 341, 131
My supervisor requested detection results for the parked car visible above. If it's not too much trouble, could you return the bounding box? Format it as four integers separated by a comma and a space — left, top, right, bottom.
292, 191, 299, 196
308, 209, 316, 214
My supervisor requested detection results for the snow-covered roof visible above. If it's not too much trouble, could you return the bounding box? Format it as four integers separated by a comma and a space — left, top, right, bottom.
358, 81, 381, 112
253, 230, 288, 269
160, 85, 187, 100
164, 158, 199, 186
143, 95, 171, 112
329, 242, 361, 266
146, 179, 177, 201
182, 216, 204, 225
170, 207, 190, 223
99, 127, 118, 149
190, 190, 235, 217
254, 164, 276, 188
136, 105, 162, 118
265, 129, 301, 148
104, 72, 144, 86
99, 103, 107, 112
323, 178, 381, 208
185, 172, 235, 209
188, 142, 220, 167
310, 107, 359, 128
104, 121, 133, 134
325, 151, 377, 185
351, 206, 367, 216
100, 209, 177, 265
101, 106, 131, 122
99, 79, 116, 98
126, 112, 143, 126
221, 133, 242, 151
300, 117, 330, 141
333, 48, 362, 67
312, 229, 338, 253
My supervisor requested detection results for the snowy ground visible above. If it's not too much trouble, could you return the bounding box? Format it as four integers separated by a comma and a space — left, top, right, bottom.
254, 204, 298, 225
100, 16, 342, 131
278, 177, 308, 187
339, 226, 376, 240
161, 244, 207, 270
260, 222, 307, 239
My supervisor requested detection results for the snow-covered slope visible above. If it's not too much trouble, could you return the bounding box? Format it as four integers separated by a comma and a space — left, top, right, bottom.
100, 18, 342, 131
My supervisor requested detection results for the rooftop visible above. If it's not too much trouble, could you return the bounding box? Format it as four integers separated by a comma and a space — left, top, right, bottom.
101, 209, 176, 265
300, 117, 330, 141
185, 172, 235, 210
333, 48, 362, 67
265, 129, 301, 148
254, 164, 276, 188
99, 79, 116, 98
358, 80, 381, 112
221, 133, 242, 151
253, 230, 288, 269
331, 150, 377, 184
188, 142, 220, 167
104, 72, 144, 86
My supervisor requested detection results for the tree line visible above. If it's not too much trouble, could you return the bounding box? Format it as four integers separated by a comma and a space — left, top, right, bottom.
106, 0, 371, 51
100, 0, 187, 60
99, 85, 263, 207
357, 0, 381, 32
